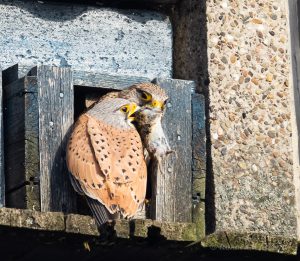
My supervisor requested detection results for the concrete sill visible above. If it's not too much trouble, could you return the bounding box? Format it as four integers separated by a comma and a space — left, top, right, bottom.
201, 231, 298, 256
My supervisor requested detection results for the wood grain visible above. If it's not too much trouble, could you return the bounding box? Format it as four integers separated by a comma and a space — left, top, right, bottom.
82, 74, 152, 108
74, 70, 151, 110
17, 66, 151, 89
37, 66, 76, 213
3, 65, 196, 223
191, 93, 206, 238
3, 76, 40, 210
1, 64, 22, 208
150, 78, 193, 222
73, 70, 150, 90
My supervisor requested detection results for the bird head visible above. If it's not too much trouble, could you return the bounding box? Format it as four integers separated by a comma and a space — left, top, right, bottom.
119, 102, 139, 123
120, 83, 168, 114
88, 97, 139, 129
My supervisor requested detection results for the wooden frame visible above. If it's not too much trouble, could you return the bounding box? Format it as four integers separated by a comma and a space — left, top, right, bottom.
1, 64, 205, 236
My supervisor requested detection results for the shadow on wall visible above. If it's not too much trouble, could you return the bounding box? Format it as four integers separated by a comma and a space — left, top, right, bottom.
1, 0, 88, 22
1, 0, 167, 23
172, 0, 214, 234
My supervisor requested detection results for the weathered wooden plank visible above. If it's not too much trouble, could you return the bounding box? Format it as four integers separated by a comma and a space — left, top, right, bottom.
13, 65, 151, 109
17, 65, 151, 89
191, 93, 206, 239
150, 78, 193, 222
83, 75, 152, 108
73, 70, 150, 90
5, 184, 40, 210
63, 69, 151, 110
3, 77, 40, 210
75, 71, 152, 116
15, 66, 151, 91
37, 66, 76, 213
0, 64, 23, 208
192, 94, 206, 198
75, 70, 151, 110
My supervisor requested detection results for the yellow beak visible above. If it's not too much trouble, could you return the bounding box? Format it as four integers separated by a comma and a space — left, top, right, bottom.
151, 100, 164, 110
127, 103, 139, 121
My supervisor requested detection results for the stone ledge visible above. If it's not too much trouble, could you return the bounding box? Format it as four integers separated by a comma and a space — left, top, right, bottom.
65, 214, 99, 236
0, 207, 197, 241
0, 208, 298, 255
0, 207, 64, 231
201, 231, 298, 255
131, 219, 197, 241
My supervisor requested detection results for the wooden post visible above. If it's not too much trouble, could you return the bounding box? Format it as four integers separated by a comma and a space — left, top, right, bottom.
192, 93, 206, 238
3, 75, 40, 210
151, 78, 193, 222
2, 64, 24, 208
36, 66, 76, 213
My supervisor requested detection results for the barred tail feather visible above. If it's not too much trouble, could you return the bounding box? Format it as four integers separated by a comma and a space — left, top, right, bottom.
69, 172, 111, 226
86, 196, 111, 226
69, 172, 85, 195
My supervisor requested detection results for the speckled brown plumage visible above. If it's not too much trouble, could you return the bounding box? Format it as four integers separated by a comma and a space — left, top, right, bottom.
66, 98, 147, 222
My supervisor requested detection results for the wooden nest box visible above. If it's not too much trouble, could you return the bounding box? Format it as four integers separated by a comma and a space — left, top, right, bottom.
0, 64, 205, 241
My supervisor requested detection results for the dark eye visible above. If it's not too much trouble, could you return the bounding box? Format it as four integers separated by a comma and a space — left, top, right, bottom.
120, 106, 128, 113
141, 92, 148, 99
140, 91, 151, 101
164, 99, 168, 105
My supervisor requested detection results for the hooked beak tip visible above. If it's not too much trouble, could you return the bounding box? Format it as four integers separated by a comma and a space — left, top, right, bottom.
127, 104, 140, 122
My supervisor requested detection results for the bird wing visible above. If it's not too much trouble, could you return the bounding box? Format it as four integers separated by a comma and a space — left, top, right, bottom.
66, 113, 147, 217
66, 114, 106, 199
87, 115, 147, 217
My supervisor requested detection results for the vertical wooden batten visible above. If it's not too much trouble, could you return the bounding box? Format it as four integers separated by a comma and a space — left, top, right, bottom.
36, 66, 76, 213
191, 93, 206, 238
151, 78, 193, 222
2, 64, 24, 208
3, 76, 40, 210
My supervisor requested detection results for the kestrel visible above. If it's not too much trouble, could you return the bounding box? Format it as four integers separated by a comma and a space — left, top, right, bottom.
87, 83, 172, 160
66, 97, 147, 226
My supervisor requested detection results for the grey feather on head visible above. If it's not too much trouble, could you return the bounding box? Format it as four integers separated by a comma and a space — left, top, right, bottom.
87, 97, 137, 130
